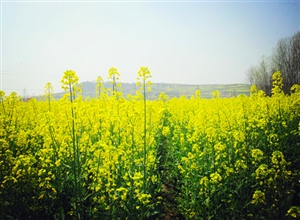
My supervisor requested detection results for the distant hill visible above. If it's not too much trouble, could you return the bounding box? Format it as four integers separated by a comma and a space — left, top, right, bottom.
53, 81, 250, 99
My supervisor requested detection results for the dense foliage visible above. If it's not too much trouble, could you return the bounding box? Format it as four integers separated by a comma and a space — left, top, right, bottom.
0, 69, 300, 219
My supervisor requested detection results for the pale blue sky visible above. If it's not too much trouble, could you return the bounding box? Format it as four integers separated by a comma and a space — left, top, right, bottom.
1, 1, 299, 96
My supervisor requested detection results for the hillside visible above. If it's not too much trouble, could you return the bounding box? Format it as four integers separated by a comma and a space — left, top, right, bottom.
53, 81, 250, 99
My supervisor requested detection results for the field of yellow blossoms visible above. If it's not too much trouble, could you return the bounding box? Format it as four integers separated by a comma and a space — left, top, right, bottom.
0, 68, 300, 219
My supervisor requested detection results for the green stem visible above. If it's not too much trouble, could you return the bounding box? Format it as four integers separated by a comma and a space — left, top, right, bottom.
47, 89, 51, 111
69, 83, 79, 218
143, 79, 147, 192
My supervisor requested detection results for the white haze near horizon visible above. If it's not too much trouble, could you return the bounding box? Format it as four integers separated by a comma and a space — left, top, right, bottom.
1, 1, 299, 97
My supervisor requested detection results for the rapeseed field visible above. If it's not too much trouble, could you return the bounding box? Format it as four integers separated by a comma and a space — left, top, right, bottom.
0, 69, 299, 219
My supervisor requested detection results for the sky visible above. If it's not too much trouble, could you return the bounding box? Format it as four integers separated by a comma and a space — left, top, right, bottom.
1, 0, 299, 97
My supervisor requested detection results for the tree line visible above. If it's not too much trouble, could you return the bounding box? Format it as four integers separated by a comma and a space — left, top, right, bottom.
246, 31, 300, 95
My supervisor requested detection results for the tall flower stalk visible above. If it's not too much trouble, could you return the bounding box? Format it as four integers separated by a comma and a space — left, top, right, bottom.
60, 70, 82, 219
44, 82, 54, 111
136, 67, 152, 191
108, 67, 122, 97
95, 76, 104, 99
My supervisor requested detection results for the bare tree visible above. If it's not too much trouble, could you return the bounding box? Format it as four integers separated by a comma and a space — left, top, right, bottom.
272, 37, 291, 93
245, 65, 257, 85
289, 32, 300, 88
259, 56, 273, 95
247, 31, 300, 95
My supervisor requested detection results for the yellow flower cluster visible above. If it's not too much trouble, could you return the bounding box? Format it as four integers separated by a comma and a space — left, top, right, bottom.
287, 206, 300, 218
251, 190, 266, 205
251, 148, 264, 163
210, 172, 222, 184
271, 71, 283, 96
